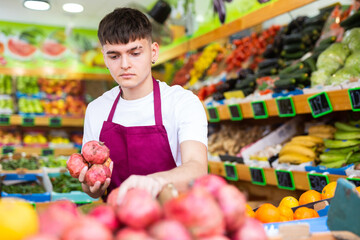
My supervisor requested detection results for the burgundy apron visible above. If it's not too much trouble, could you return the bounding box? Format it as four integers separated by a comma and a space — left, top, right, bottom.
99, 77, 176, 196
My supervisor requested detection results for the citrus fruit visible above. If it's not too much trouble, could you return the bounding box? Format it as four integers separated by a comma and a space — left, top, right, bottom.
255, 203, 281, 223
245, 204, 255, 218
293, 207, 319, 220
356, 186, 360, 194
298, 190, 322, 205
0, 197, 39, 240
278, 206, 294, 221
321, 181, 337, 199
279, 196, 299, 209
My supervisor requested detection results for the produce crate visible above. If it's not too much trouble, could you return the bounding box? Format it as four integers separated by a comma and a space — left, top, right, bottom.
305, 164, 353, 176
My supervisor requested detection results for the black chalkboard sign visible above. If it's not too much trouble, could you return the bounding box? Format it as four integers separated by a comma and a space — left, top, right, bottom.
275, 170, 295, 190
348, 88, 360, 112
0, 115, 10, 126
22, 116, 35, 126
307, 92, 333, 118
347, 177, 360, 187
249, 167, 266, 186
207, 107, 220, 123
307, 173, 329, 192
228, 104, 243, 121
224, 163, 239, 181
2, 146, 14, 155
42, 148, 54, 156
49, 117, 62, 127
276, 97, 296, 117
251, 101, 268, 119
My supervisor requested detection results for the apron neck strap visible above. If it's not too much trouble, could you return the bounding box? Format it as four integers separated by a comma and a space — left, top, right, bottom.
107, 77, 163, 126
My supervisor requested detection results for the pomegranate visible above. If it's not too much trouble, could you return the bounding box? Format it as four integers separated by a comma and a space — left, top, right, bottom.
164, 186, 225, 238
115, 228, 153, 240
116, 188, 162, 229
216, 185, 246, 232
85, 164, 111, 186
232, 217, 267, 240
82, 140, 110, 164
199, 236, 230, 240
23, 234, 59, 240
38, 200, 79, 237
192, 174, 227, 197
107, 187, 120, 208
62, 216, 113, 240
88, 204, 120, 232
148, 219, 192, 240
67, 153, 88, 178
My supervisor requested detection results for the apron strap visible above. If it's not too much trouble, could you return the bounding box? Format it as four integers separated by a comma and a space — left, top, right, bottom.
107, 87, 122, 122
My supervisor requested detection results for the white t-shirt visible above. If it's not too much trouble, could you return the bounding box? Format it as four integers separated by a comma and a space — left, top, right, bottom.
82, 80, 208, 166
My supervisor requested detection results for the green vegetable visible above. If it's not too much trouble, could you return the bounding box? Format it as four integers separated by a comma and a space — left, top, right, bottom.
1, 157, 40, 170
316, 43, 350, 74
50, 174, 83, 193
2, 181, 45, 194
344, 51, 360, 73
311, 69, 331, 86
274, 78, 296, 89
342, 28, 360, 52
340, 11, 360, 29
327, 67, 360, 85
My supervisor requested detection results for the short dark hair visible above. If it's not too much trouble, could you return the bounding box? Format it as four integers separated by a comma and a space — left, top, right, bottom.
98, 8, 152, 46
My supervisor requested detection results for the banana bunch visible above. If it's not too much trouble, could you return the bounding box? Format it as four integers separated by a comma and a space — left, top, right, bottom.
278, 135, 323, 164
308, 124, 336, 139
318, 122, 360, 168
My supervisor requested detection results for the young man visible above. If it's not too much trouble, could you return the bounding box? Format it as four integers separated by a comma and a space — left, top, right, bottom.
78, 8, 208, 199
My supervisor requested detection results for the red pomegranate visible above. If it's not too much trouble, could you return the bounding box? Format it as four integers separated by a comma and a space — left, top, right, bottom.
148, 219, 192, 240
164, 186, 225, 238
115, 228, 153, 240
23, 234, 58, 240
232, 217, 267, 240
198, 236, 230, 240
107, 187, 120, 208
67, 153, 88, 178
88, 204, 120, 232
116, 188, 162, 229
82, 140, 110, 164
192, 174, 227, 197
85, 164, 111, 186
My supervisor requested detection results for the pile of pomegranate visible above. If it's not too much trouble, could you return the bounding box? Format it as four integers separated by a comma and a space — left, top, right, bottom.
26, 174, 267, 240
66, 140, 111, 186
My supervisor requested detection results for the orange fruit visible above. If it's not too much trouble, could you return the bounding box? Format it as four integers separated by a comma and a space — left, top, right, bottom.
279, 196, 299, 209
294, 207, 319, 220
298, 190, 322, 205
321, 182, 337, 200
356, 186, 360, 194
255, 203, 281, 223
278, 206, 294, 221
245, 204, 255, 218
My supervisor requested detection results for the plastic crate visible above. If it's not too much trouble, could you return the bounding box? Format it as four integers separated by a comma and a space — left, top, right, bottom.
305, 164, 353, 176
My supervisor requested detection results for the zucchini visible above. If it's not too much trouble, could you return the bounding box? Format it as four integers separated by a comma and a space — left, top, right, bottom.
302, 25, 322, 36
282, 51, 305, 60
304, 12, 329, 26
263, 45, 277, 58
343, 20, 360, 31
241, 87, 255, 96
303, 57, 316, 72
318, 36, 337, 46
279, 72, 309, 82
274, 78, 297, 89
256, 66, 278, 77
258, 58, 284, 69
283, 43, 306, 53
235, 75, 256, 89
283, 33, 303, 45
340, 11, 360, 28
279, 62, 304, 75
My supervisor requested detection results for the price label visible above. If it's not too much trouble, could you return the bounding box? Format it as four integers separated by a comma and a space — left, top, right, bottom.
347, 177, 360, 187
275, 170, 295, 190
2, 146, 14, 155
307, 92, 333, 118
228, 104, 243, 121
348, 88, 360, 112
22, 116, 35, 126
307, 173, 329, 192
42, 148, 54, 156
251, 101, 268, 119
0, 115, 10, 126
207, 107, 220, 123
49, 117, 62, 127
276, 97, 296, 117
249, 167, 266, 186
224, 163, 238, 181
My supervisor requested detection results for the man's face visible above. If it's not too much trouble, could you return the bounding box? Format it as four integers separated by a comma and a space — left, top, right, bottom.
102, 38, 158, 91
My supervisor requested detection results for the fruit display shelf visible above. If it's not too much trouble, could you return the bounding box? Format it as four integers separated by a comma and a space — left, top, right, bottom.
0, 146, 78, 157
0, 114, 84, 127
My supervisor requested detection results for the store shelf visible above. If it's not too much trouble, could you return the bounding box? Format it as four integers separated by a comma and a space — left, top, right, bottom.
1, 146, 78, 156
157, 0, 316, 64
206, 89, 352, 121
208, 161, 346, 191
1, 115, 84, 127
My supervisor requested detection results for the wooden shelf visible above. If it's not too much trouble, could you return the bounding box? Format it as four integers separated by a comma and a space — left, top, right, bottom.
1, 146, 78, 156
208, 161, 347, 191
157, 0, 316, 64
2, 115, 84, 127
206, 89, 352, 121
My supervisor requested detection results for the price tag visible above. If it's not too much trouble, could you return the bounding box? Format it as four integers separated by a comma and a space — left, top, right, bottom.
275, 170, 295, 190
2, 146, 14, 155
249, 167, 266, 186
307, 173, 329, 192
42, 148, 54, 156
276, 97, 296, 117
307, 92, 333, 118
348, 88, 360, 112
49, 117, 62, 127
0, 115, 10, 126
347, 177, 360, 187
228, 104, 243, 121
224, 162, 238, 181
207, 107, 220, 123
251, 101, 268, 119
22, 116, 35, 126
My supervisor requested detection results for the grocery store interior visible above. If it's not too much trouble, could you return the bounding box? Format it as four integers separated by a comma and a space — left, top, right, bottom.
1, 0, 360, 239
